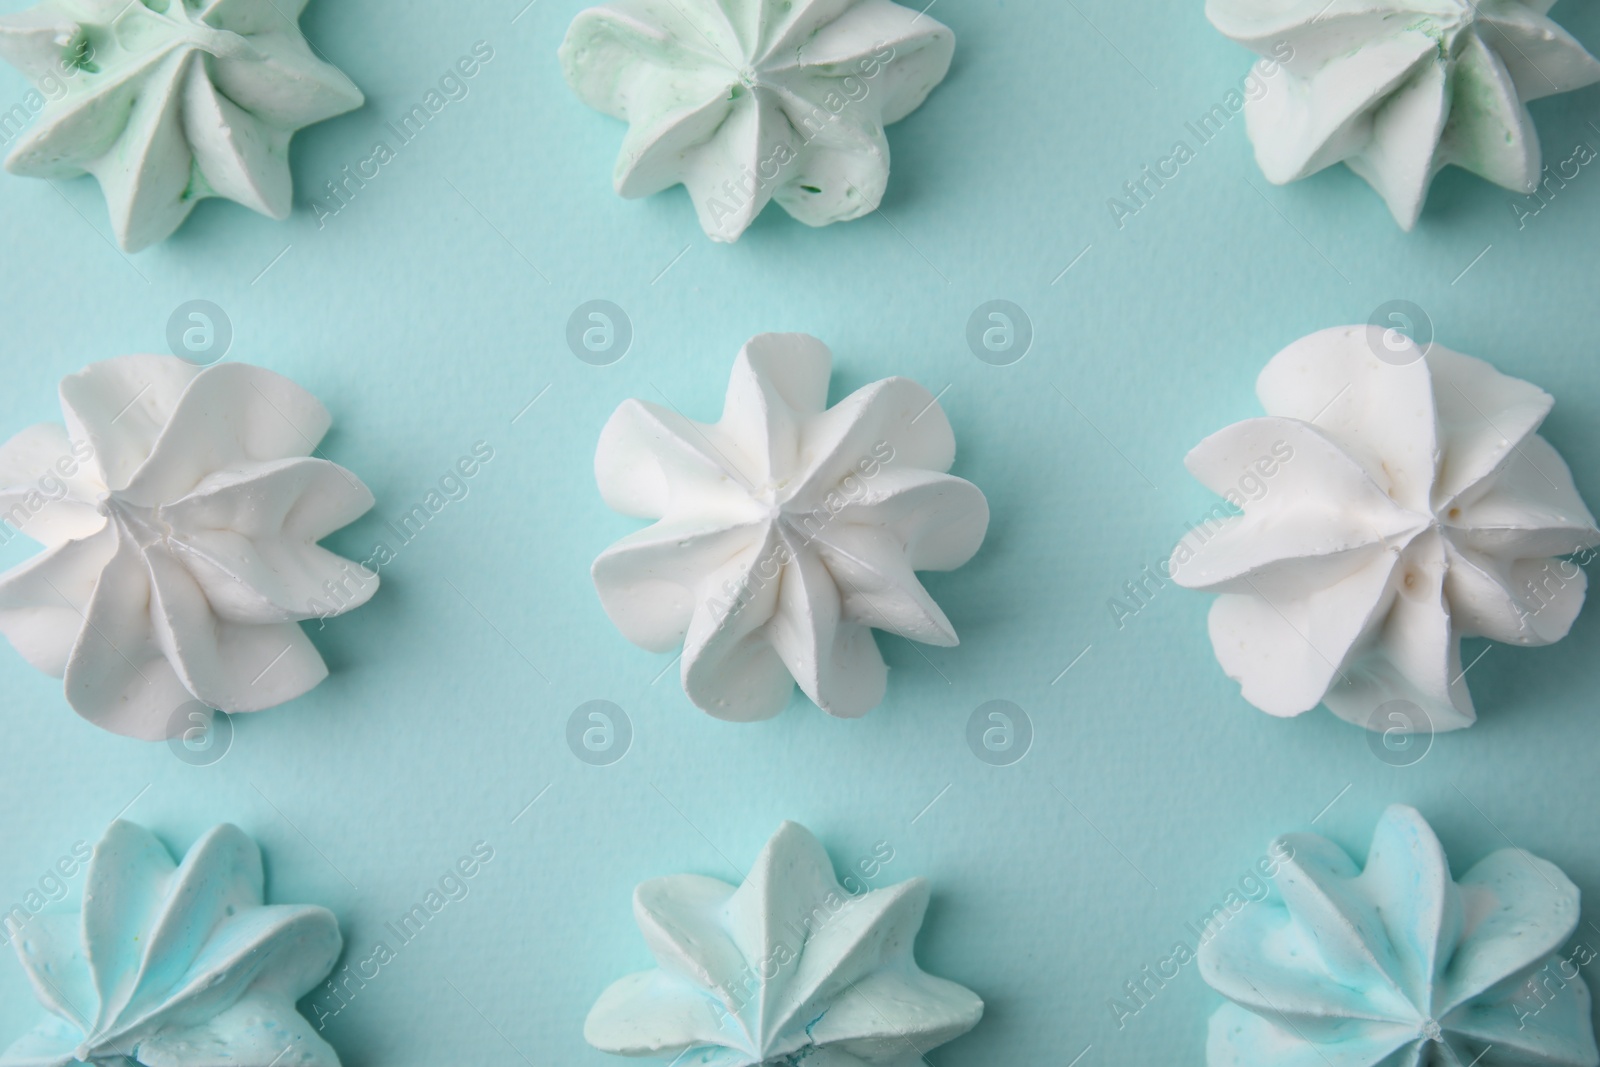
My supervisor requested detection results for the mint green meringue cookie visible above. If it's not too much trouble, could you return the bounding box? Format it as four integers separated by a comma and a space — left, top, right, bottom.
559, 0, 954, 242
0, 0, 364, 251
586, 822, 983, 1065
1, 821, 342, 1067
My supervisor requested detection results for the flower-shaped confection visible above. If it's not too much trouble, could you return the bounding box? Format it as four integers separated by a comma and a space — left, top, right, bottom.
586, 821, 983, 1065
1206, 0, 1600, 228
592, 333, 988, 720
0, 355, 378, 740
1170, 326, 1599, 733
2, 820, 342, 1067
0, 0, 364, 251
559, 0, 954, 241
1201, 805, 1597, 1067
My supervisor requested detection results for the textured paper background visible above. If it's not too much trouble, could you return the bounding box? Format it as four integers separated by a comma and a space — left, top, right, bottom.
1, 0, 1599, 1063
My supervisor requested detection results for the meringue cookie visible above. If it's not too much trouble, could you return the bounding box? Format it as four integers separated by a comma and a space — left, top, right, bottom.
1, 820, 342, 1067
586, 821, 983, 1066
1201, 804, 1597, 1067
592, 333, 988, 720
1171, 326, 1599, 733
0, 0, 364, 251
559, 0, 954, 242
0, 355, 378, 740
1206, 0, 1600, 229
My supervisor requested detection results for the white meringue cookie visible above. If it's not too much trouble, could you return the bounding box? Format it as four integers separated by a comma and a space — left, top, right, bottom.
1206, 0, 1600, 228
0, 355, 377, 740
0, 0, 364, 252
559, 0, 954, 242
592, 333, 988, 720
586, 821, 983, 1066
1171, 326, 1599, 732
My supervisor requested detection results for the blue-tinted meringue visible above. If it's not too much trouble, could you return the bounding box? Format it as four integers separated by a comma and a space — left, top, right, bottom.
1202, 805, 1597, 1067
1, 820, 342, 1067
559, 0, 954, 241
1171, 326, 1599, 732
592, 333, 988, 720
0, 355, 377, 740
0, 0, 364, 251
1206, 0, 1600, 228
586, 821, 983, 1065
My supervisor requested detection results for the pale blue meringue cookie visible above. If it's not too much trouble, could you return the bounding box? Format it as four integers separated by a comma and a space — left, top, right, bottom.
1202, 805, 1598, 1067
1, 821, 342, 1067
586, 821, 983, 1066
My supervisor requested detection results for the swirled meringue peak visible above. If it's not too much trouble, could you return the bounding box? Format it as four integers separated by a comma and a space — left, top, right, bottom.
592, 333, 988, 720
2, 820, 342, 1067
559, 0, 954, 242
1170, 326, 1599, 733
586, 821, 983, 1066
0, 0, 364, 252
0, 355, 378, 740
1202, 805, 1597, 1067
1206, 0, 1600, 229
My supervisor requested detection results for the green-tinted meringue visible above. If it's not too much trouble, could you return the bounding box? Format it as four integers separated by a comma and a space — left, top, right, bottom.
560, 0, 954, 242
0, 0, 363, 251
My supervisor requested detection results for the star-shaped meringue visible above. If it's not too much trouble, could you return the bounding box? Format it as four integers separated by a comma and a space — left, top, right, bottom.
1202, 805, 1598, 1067
2, 820, 343, 1067
0, 355, 378, 740
1170, 326, 1599, 733
0, 0, 364, 251
592, 333, 988, 720
1206, 0, 1600, 228
559, 0, 954, 241
586, 821, 983, 1066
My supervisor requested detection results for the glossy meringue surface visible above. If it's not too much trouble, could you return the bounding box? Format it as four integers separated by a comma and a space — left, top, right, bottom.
592, 332, 988, 720
1172, 326, 1599, 733
0, 0, 363, 251
1202, 805, 1597, 1067
2, 820, 341, 1067
0, 355, 377, 740
1206, 0, 1600, 228
586, 821, 982, 1066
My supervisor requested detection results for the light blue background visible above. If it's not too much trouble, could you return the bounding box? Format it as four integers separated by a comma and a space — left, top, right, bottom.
1, 0, 1599, 1063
